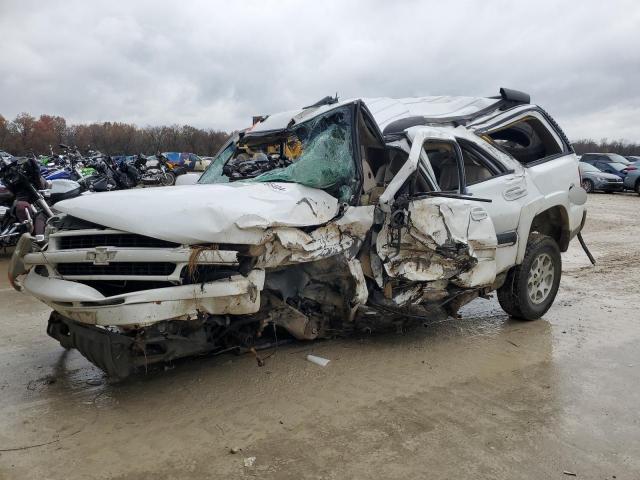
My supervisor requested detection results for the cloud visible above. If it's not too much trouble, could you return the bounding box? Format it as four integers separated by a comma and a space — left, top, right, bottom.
1, 0, 639, 140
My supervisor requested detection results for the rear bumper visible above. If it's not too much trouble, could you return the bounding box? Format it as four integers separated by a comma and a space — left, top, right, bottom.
22, 268, 265, 327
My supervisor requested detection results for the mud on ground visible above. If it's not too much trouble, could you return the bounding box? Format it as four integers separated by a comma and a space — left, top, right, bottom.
0, 192, 639, 479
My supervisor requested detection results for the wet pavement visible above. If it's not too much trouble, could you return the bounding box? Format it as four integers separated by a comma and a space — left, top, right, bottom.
1, 192, 639, 479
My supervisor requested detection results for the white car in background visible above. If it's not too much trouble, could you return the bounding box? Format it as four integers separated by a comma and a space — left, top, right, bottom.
9, 88, 587, 377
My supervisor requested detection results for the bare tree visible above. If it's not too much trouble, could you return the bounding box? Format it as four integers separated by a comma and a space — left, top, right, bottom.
0, 112, 231, 157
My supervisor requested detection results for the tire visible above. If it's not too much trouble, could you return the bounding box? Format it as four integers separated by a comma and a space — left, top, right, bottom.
160, 172, 176, 186
581, 179, 594, 193
635, 180, 640, 195
497, 234, 562, 320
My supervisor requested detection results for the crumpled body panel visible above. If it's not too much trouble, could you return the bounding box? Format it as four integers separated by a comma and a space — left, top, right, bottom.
55, 182, 339, 245
256, 206, 375, 267
377, 198, 497, 288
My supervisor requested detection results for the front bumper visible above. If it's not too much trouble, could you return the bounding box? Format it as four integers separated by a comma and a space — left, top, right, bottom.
596, 180, 624, 191
20, 268, 265, 327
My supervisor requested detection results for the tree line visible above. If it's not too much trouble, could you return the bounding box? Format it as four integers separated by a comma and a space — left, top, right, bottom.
2, 112, 639, 158
0, 113, 230, 157
572, 139, 640, 156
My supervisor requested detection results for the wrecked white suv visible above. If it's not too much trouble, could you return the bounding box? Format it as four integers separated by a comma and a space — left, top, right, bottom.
9, 88, 587, 377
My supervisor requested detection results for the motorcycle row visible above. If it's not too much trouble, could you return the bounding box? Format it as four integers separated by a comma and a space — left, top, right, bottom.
0, 145, 188, 248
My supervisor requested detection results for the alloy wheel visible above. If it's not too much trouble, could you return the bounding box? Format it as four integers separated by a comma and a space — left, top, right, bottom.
527, 253, 555, 304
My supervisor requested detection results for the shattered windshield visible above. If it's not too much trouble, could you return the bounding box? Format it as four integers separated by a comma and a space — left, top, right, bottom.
198, 106, 356, 202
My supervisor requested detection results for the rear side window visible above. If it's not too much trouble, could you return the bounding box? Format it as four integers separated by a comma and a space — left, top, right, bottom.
458, 139, 507, 185
487, 117, 563, 165
423, 142, 460, 192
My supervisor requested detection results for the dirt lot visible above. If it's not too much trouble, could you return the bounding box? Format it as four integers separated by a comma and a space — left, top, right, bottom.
0, 192, 639, 480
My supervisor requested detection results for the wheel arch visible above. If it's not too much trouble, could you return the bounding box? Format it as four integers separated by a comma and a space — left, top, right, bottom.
517, 203, 570, 262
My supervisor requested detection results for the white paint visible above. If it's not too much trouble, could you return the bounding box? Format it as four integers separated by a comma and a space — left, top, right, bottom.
55, 182, 339, 245
22, 268, 266, 326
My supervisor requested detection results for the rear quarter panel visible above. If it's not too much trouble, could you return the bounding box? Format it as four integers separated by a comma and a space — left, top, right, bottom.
515, 153, 585, 262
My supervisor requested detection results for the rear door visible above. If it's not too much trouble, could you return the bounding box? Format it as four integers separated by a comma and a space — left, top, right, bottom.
457, 138, 532, 272
375, 128, 497, 302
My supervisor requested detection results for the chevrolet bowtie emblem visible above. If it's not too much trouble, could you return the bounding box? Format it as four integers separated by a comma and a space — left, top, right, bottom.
86, 246, 117, 265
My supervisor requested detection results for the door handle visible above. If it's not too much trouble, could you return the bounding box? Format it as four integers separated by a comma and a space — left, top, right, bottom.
470, 206, 488, 221
503, 185, 527, 200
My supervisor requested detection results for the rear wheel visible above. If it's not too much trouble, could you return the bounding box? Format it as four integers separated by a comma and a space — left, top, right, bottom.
635, 180, 640, 195
497, 234, 562, 320
581, 179, 594, 193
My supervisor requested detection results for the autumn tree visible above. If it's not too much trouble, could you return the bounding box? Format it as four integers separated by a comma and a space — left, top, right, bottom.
1, 112, 232, 156
10, 113, 37, 153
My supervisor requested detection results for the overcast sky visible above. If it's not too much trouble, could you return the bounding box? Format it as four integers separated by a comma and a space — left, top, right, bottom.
1, 0, 639, 141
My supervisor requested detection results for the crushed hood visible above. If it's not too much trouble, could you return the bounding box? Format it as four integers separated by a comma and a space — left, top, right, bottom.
55, 182, 339, 244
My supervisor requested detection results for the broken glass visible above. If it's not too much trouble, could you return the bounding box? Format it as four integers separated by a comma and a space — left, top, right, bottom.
199, 106, 356, 202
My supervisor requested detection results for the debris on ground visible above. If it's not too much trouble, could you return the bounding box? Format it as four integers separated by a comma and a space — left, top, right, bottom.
243, 456, 256, 468
229, 447, 241, 454
563, 471, 577, 476
306, 354, 330, 367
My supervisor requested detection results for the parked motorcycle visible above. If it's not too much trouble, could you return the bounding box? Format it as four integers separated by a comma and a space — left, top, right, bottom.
134, 153, 184, 186
45, 144, 97, 188
0, 156, 83, 247
86, 155, 139, 192
0, 156, 53, 246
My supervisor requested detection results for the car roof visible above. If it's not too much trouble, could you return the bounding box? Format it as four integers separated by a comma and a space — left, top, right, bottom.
249, 96, 506, 134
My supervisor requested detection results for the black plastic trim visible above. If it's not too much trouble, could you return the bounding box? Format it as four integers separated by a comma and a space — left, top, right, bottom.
410, 191, 492, 203
499, 88, 530, 104
497, 231, 518, 245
